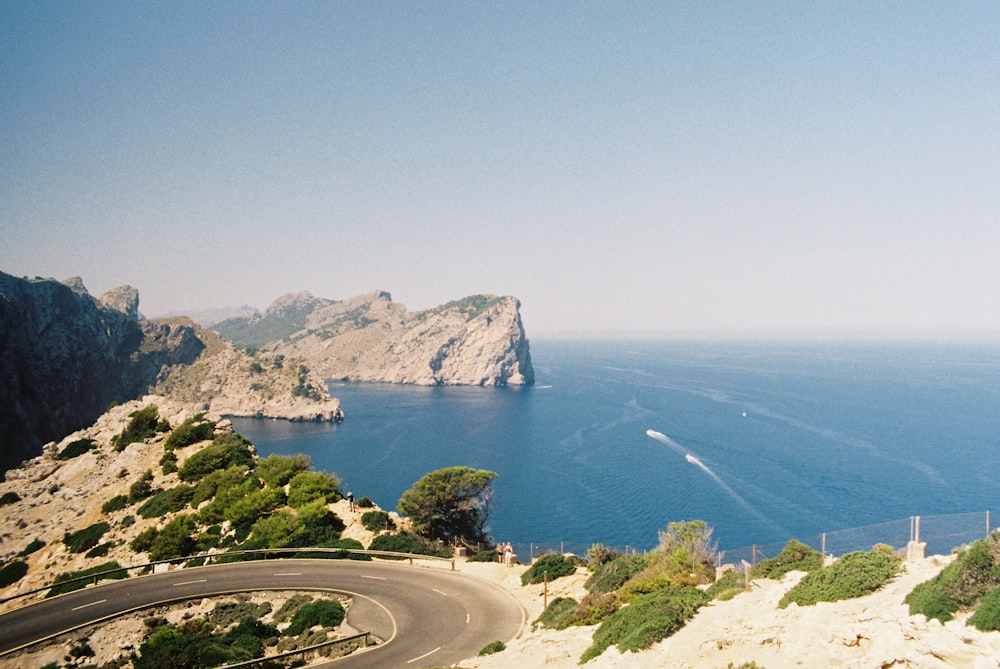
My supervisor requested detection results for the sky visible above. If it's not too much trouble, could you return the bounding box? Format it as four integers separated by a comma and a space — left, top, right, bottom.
2, 2, 999, 339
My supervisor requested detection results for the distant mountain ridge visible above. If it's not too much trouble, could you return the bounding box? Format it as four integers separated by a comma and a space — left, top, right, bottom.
213, 290, 534, 386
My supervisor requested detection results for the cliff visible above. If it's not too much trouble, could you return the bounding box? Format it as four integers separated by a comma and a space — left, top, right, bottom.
0, 273, 340, 477
213, 292, 534, 386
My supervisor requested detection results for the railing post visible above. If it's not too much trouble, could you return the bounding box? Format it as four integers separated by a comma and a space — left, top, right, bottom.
821, 533, 826, 557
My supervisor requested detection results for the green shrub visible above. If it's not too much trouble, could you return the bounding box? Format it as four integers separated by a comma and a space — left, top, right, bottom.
468, 548, 499, 563
286, 470, 342, 508
102, 494, 130, 513
137, 484, 196, 519
46, 561, 127, 597
86, 542, 112, 558
478, 640, 506, 655
0, 561, 29, 588
356, 496, 375, 508
361, 510, 395, 532
586, 553, 648, 594
160, 450, 178, 474
56, 438, 97, 460
707, 570, 749, 598
19, 537, 45, 556
163, 414, 215, 450
780, 550, 901, 608
257, 454, 312, 488
618, 571, 677, 601
368, 531, 451, 558
128, 470, 156, 503
148, 515, 198, 561
521, 552, 578, 585
906, 534, 1000, 622
112, 405, 164, 451
64, 521, 111, 553
586, 543, 622, 568
968, 584, 1000, 631
534, 596, 578, 630
284, 599, 345, 635
581, 585, 710, 662
564, 591, 621, 626
179, 434, 255, 482
0, 491, 20, 506
753, 539, 823, 579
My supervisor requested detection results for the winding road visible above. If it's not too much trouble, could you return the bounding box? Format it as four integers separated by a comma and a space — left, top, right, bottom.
0, 559, 526, 667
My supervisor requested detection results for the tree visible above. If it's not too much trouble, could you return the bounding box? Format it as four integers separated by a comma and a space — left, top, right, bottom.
397, 466, 497, 546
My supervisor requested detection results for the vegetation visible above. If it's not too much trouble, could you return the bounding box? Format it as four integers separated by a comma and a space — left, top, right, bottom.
585, 554, 649, 594
906, 532, 1000, 623
46, 561, 127, 597
56, 437, 97, 460
478, 640, 506, 655
968, 585, 1000, 631
0, 561, 28, 588
286, 469, 342, 508
0, 491, 20, 506
753, 539, 824, 579
163, 413, 215, 450
178, 432, 255, 482
534, 596, 579, 630
19, 537, 46, 556
368, 531, 451, 558
580, 585, 710, 662
361, 509, 395, 532
397, 466, 497, 546
521, 551, 579, 585
779, 549, 902, 608
112, 405, 168, 451
64, 521, 111, 553
137, 484, 195, 519
284, 599, 346, 634
257, 453, 312, 488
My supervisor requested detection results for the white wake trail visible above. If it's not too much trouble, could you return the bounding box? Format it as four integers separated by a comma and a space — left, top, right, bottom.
647, 429, 782, 533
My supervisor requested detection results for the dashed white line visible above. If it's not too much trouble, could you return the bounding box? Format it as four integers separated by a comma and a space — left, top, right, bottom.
466, 612, 471, 624
360, 575, 386, 580
407, 646, 441, 663
172, 579, 208, 587
432, 588, 448, 597
71, 599, 107, 611
273, 573, 302, 576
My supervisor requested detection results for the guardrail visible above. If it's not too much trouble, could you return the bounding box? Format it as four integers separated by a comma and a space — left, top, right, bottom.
0, 547, 455, 608
219, 631, 374, 668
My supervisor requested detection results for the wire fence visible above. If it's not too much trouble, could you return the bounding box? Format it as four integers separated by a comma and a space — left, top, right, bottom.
509, 509, 999, 567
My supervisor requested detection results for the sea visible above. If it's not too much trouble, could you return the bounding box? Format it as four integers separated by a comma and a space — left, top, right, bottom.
230, 339, 1000, 556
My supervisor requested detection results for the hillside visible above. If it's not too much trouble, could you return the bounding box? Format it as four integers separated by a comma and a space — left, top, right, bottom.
213, 291, 534, 386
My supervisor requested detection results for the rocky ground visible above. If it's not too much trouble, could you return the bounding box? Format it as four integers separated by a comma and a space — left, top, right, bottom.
2, 401, 999, 668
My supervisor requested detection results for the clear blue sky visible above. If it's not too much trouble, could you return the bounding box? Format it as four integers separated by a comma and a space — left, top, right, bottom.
3, 2, 998, 338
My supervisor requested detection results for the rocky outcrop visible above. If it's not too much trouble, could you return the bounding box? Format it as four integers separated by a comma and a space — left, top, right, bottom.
0, 273, 342, 477
214, 292, 534, 386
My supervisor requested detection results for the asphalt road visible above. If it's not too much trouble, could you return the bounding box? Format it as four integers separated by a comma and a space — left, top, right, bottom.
0, 559, 526, 667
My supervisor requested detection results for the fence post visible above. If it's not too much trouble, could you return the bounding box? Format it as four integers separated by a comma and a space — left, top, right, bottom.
821, 533, 826, 557
987, 510, 991, 538
752, 544, 756, 572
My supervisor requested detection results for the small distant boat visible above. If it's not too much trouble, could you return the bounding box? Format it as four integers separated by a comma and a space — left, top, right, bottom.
742, 411, 747, 418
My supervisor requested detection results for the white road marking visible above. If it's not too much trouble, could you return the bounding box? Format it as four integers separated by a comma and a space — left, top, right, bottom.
273, 573, 302, 576
360, 575, 386, 580
466, 612, 470, 624
432, 588, 448, 597
172, 579, 208, 586
71, 599, 107, 611
407, 647, 440, 663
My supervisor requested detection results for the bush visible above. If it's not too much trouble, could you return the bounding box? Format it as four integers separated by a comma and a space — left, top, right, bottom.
64, 521, 111, 553
361, 510, 395, 532
369, 532, 451, 558
564, 591, 621, 626
707, 570, 749, 598
968, 585, 1000, 631
46, 562, 127, 597
521, 552, 578, 585
356, 496, 375, 508
0, 561, 29, 588
478, 640, 506, 655
112, 405, 164, 451
587, 543, 622, 568
56, 438, 96, 460
534, 597, 578, 630
586, 553, 648, 594
468, 548, 499, 563
780, 549, 901, 608
19, 537, 46, 556
286, 470, 342, 508
137, 485, 195, 519
257, 454, 312, 488
102, 494, 130, 513
179, 434, 255, 482
753, 539, 823, 579
285, 599, 345, 635
163, 414, 215, 450
906, 534, 1000, 622
0, 491, 20, 506
581, 585, 710, 662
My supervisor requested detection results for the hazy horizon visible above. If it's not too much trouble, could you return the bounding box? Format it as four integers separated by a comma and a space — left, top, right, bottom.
4, 4, 998, 339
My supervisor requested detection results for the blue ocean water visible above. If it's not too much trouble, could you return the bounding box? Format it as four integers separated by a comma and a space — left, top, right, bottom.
230, 340, 1000, 552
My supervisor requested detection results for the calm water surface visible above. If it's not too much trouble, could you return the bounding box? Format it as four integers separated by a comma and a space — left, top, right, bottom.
231, 340, 1000, 551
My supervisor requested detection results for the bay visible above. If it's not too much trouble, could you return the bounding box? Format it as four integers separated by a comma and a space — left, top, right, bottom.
230, 339, 1000, 554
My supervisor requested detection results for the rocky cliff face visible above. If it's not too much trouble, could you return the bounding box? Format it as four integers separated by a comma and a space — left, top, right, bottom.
0, 273, 340, 477
214, 292, 534, 386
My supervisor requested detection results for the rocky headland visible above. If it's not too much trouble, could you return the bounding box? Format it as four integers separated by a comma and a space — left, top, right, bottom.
211, 291, 534, 387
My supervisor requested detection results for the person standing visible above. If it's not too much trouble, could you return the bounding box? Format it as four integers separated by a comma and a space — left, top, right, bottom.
347, 491, 355, 513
